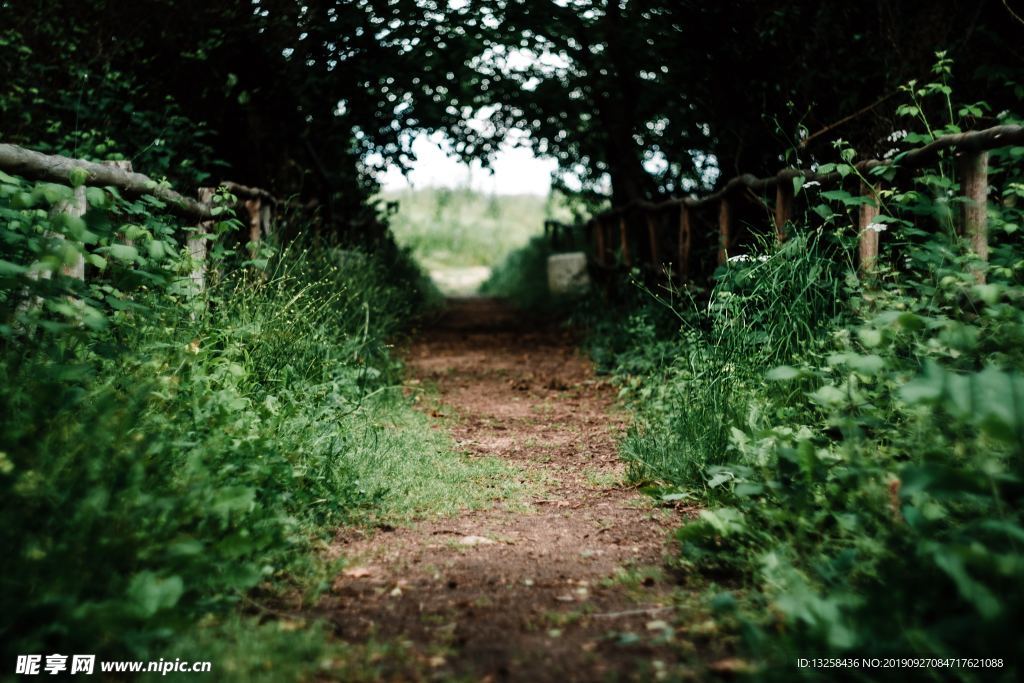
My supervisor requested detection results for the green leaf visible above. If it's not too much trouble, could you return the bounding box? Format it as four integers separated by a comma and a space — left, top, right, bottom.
857, 327, 883, 348
0, 259, 27, 277
707, 471, 734, 488
102, 244, 140, 263
767, 365, 801, 381
68, 167, 89, 188
812, 204, 835, 220
85, 187, 110, 209
809, 384, 846, 406
126, 572, 184, 618
212, 486, 256, 521
85, 253, 107, 270
931, 548, 1001, 619
698, 508, 746, 536
899, 362, 945, 405
848, 354, 885, 375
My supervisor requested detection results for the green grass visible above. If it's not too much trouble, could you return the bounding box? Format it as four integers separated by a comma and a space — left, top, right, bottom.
165, 615, 429, 682
0, 174, 524, 674
342, 393, 531, 522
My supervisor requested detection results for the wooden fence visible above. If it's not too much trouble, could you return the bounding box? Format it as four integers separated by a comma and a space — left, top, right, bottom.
0, 143, 280, 290
581, 124, 1024, 285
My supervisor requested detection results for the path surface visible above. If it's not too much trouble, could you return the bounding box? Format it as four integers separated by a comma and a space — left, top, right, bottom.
323, 298, 682, 681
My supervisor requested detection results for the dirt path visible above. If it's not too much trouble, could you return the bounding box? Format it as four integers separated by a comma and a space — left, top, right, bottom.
322, 298, 682, 681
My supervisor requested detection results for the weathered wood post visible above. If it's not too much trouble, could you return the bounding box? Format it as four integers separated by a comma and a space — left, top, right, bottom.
678, 204, 692, 282
960, 150, 989, 282
244, 197, 262, 258
858, 181, 880, 273
774, 176, 793, 242
55, 186, 87, 281
190, 187, 214, 292
619, 213, 632, 267
260, 202, 273, 239
717, 198, 732, 265
102, 160, 134, 246
646, 211, 662, 268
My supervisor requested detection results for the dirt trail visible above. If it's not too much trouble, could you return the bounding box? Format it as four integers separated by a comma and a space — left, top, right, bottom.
323, 298, 682, 681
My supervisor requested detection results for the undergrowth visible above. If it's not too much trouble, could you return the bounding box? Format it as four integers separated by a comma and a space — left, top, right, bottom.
575, 63, 1024, 680
0, 169, 516, 678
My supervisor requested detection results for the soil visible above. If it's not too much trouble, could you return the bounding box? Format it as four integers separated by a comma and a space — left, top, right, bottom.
321, 298, 688, 682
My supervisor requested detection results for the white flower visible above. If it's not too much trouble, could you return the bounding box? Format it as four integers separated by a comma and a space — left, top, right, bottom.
866, 222, 887, 233
803, 180, 821, 188
727, 254, 751, 263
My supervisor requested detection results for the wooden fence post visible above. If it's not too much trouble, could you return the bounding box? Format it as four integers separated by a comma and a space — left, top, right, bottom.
261, 202, 273, 239
244, 198, 262, 258
619, 214, 632, 267
55, 186, 87, 281
678, 204, 692, 282
190, 187, 214, 292
960, 150, 989, 282
858, 181, 880, 273
646, 211, 662, 267
717, 198, 731, 265
774, 179, 793, 242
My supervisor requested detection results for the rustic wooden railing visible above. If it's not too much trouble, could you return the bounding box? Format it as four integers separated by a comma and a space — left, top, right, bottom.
582, 124, 1024, 284
0, 143, 280, 290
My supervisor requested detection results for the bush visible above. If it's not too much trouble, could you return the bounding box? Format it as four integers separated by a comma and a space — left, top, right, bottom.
0, 171, 440, 661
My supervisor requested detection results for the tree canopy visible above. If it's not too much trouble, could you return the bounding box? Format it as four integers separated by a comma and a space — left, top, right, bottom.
3, 0, 1021, 223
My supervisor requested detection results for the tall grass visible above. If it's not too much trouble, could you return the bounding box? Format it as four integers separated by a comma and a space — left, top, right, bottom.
0, 175, 523, 673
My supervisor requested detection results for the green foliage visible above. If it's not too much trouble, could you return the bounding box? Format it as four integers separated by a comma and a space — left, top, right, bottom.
586, 83, 1024, 678
0, 170, 510, 664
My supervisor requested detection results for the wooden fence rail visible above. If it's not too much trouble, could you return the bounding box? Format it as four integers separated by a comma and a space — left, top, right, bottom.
0, 143, 281, 291
582, 124, 1024, 283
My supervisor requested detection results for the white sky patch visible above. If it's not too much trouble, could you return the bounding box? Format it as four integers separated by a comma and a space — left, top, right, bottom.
375, 129, 560, 196
643, 150, 669, 175
369, 47, 576, 196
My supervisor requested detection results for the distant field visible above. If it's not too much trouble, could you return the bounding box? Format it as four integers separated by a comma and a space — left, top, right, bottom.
381, 187, 573, 271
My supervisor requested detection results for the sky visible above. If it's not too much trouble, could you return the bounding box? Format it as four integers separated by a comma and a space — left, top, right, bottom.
374, 46, 572, 197
376, 130, 560, 196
